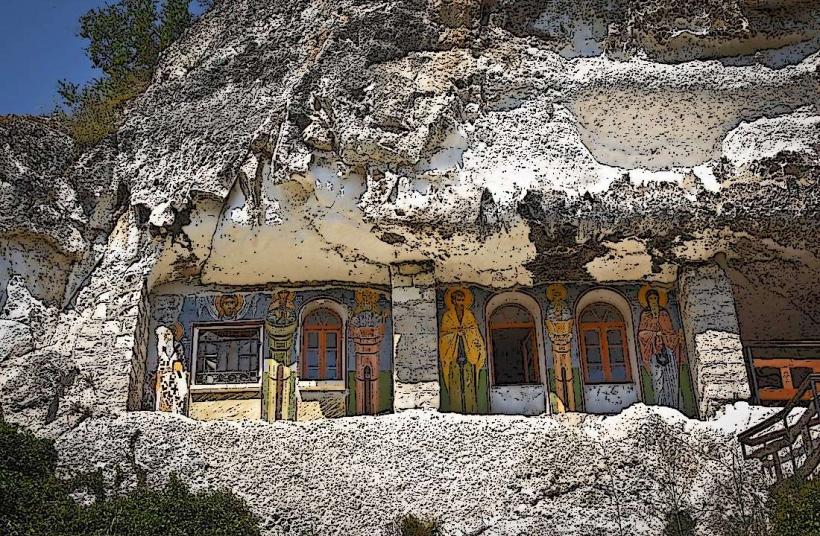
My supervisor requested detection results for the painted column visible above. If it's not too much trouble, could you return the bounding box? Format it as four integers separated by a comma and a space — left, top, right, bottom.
390, 261, 440, 411
350, 289, 387, 415
545, 284, 581, 413
678, 264, 751, 418
264, 290, 298, 421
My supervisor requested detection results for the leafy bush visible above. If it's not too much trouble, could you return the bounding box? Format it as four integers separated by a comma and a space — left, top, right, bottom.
0, 418, 260, 536
390, 514, 443, 536
58, 72, 152, 148
768, 477, 820, 536
57, 0, 212, 147
0, 420, 85, 535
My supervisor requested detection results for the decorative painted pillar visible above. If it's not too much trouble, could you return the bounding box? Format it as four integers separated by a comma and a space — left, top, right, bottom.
263, 290, 298, 421
678, 264, 751, 418
350, 289, 386, 415
545, 284, 582, 413
390, 261, 440, 411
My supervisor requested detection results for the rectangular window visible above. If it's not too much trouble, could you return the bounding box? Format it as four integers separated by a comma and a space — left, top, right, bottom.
301, 308, 344, 381
193, 325, 263, 387
607, 329, 628, 382
747, 343, 820, 404
582, 328, 605, 383
580, 322, 632, 385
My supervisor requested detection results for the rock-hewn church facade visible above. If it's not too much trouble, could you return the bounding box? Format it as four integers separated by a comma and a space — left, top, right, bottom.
147, 260, 812, 422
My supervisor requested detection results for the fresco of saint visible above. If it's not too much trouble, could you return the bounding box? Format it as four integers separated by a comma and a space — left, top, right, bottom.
155, 323, 188, 415
439, 287, 487, 414
637, 285, 696, 417
545, 284, 581, 413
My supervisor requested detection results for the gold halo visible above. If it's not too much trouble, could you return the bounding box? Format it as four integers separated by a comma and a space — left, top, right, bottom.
638, 284, 668, 308
215, 293, 245, 318
172, 321, 184, 341
444, 286, 474, 309
546, 284, 568, 303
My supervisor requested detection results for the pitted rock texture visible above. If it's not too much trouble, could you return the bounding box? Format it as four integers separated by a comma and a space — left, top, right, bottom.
0, 116, 83, 255
88, 0, 819, 288
56, 403, 775, 536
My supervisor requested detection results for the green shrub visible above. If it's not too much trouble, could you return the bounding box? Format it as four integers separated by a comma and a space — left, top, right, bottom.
76, 474, 261, 536
392, 513, 443, 536
1, 422, 75, 534
57, 0, 213, 148
0, 418, 261, 536
58, 71, 152, 148
769, 477, 820, 536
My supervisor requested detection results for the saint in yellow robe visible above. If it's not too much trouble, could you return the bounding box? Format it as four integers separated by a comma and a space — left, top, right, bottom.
439, 303, 486, 414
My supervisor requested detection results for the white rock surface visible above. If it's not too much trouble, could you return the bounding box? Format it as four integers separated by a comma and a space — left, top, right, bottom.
56, 403, 778, 536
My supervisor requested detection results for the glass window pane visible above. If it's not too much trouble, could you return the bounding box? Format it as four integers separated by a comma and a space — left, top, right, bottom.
609, 344, 625, 364
214, 344, 226, 371
587, 364, 604, 383
307, 332, 319, 348
226, 341, 239, 370
307, 348, 319, 368
755, 367, 784, 389
584, 329, 600, 347
580, 304, 623, 323
585, 345, 602, 364
607, 329, 624, 347
305, 308, 341, 327
326, 332, 337, 348
195, 327, 260, 384
326, 349, 337, 371
610, 364, 628, 382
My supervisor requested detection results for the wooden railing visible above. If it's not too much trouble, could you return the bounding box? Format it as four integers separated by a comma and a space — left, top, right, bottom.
738, 373, 820, 482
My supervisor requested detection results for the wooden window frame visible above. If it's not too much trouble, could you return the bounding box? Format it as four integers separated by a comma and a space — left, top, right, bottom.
488, 304, 541, 386
579, 320, 633, 385
190, 322, 264, 392
301, 308, 343, 381
746, 341, 820, 404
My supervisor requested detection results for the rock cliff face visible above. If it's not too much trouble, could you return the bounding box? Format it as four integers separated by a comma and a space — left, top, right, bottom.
55, 403, 775, 536
113, 0, 820, 287
1, 1, 819, 533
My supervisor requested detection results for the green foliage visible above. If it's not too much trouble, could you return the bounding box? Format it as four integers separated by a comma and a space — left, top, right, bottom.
663, 509, 697, 536
392, 514, 443, 536
58, 72, 152, 147
0, 418, 261, 536
74, 474, 261, 536
769, 477, 820, 536
58, 0, 212, 147
0, 420, 84, 535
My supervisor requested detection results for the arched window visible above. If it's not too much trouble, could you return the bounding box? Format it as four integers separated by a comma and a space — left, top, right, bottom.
301, 308, 343, 380
579, 303, 632, 384
489, 304, 540, 385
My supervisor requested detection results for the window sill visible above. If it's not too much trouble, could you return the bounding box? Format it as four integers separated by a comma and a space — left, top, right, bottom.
584, 382, 635, 387
297, 380, 346, 392
190, 384, 262, 393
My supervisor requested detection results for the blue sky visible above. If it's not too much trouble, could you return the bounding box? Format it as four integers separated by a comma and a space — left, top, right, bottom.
0, 1, 204, 115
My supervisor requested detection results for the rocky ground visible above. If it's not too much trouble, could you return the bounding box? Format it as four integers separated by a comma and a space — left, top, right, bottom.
55, 402, 775, 536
